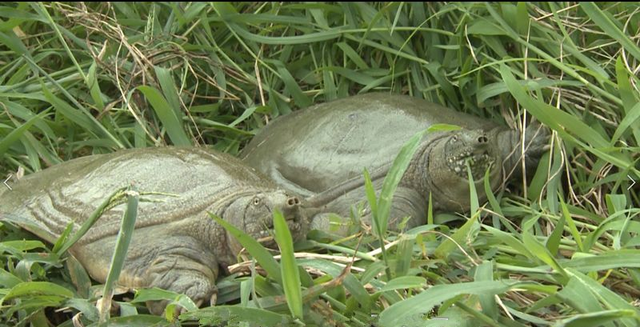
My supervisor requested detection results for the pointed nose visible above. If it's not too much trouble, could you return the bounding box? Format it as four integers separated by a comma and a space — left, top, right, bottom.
461, 130, 489, 148
467, 131, 487, 143
282, 195, 302, 221
286, 196, 301, 207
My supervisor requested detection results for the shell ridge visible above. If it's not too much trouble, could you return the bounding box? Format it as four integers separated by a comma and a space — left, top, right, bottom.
77, 185, 269, 245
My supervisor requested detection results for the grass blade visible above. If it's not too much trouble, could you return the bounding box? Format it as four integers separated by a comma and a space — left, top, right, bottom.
1, 281, 73, 305
559, 196, 584, 253
137, 85, 192, 146
87, 61, 105, 111
561, 250, 640, 272
565, 268, 640, 327
374, 128, 427, 236
300, 259, 372, 311
0, 109, 50, 158
474, 261, 497, 320
31, 3, 86, 80
209, 213, 282, 284
522, 219, 567, 278
180, 306, 292, 326
378, 276, 426, 293
553, 310, 637, 327
557, 276, 605, 314
154, 66, 183, 118
41, 85, 94, 132
270, 60, 312, 108
378, 280, 524, 327
99, 187, 139, 323
546, 206, 565, 256
53, 186, 130, 256
580, 2, 640, 62
392, 234, 415, 277
434, 211, 480, 260
273, 209, 303, 320
232, 25, 342, 45
499, 64, 637, 176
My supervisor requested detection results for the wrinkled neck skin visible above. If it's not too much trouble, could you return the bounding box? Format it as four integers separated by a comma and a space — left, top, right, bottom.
306, 134, 449, 210
192, 191, 262, 268
495, 127, 530, 181
307, 127, 522, 215
400, 134, 447, 197
222, 201, 250, 266
216, 190, 308, 267
187, 193, 250, 269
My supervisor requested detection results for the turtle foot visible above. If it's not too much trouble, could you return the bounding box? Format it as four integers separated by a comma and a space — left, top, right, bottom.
143, 237, 220, 315
146, 275, 218, 315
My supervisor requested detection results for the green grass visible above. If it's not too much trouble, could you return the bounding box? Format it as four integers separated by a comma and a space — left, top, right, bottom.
1, 2, 640, 326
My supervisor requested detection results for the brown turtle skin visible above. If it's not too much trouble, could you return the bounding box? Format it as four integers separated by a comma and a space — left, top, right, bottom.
241, 93, 548, 234
0, 147, 307, 314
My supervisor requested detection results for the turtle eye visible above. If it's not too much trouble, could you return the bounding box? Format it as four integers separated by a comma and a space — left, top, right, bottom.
252, 197, 261, 206
451, 135, 458, 142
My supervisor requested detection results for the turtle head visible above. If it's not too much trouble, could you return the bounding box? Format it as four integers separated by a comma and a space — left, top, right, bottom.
224, 190, 308, 254
426, 129, 502, 212
444, 129, 498, 181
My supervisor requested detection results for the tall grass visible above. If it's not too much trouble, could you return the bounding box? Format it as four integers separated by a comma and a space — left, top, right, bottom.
1, 2, 639, 326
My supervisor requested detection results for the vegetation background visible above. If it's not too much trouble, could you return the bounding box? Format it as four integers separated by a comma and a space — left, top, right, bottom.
1, 2, 639, 326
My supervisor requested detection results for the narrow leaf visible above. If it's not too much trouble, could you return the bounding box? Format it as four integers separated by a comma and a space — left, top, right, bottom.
100, 187, 139, 322
137, 85, 192, 146
209, 213, 282, 284
273, 209, 303, 320
580, 3, 640, 62
378, 280, 525, 327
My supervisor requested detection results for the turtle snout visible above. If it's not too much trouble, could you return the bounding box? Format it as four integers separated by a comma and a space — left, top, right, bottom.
279, 194, 309, 241
470, 133, 489, 150
282, 195, 303, 221
460, 130, 489, 148
286, 196, 301, 208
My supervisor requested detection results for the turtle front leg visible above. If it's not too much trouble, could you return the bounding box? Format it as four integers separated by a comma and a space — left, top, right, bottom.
75, 233, 220, 315
141, 235, 220, 315
380, 187, 428, 231
495, 124, 549, 177
521, 124, 550, 168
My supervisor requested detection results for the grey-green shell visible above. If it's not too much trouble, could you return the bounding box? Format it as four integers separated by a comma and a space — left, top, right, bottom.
0, 147, 310, 313
1, 147, 275, 245
0, 147, 308, 314
241, 93, 547, 234
0, 147, 308, 294
241, 93, 505, 196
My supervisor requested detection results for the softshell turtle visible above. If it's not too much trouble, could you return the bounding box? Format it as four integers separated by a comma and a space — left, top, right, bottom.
0, 147, 307, 314
241, 93, 547, 234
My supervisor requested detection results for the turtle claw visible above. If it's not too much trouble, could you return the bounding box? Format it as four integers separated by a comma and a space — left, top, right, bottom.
177, 298, 203, 316
145, 274, 218, 315
148, 300, 168, 316
210, 291, 218, 306
146, 286, 216, 316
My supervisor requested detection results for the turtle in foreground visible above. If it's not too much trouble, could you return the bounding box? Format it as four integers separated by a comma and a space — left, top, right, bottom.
241, 93, 548, 234
0, 147, 307, 314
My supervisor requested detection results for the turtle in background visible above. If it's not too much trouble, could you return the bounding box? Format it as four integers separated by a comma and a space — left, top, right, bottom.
241, 93, 548, 235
